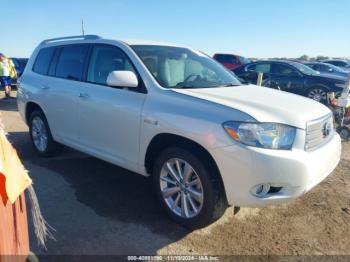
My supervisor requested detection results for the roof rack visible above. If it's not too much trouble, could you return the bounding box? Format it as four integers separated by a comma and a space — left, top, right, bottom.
40, 35, 102, 45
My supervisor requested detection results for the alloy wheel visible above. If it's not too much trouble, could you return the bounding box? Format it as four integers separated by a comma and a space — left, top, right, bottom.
160, 158, 204, 218
31, 116, 48, 152
308, 88, 327, 102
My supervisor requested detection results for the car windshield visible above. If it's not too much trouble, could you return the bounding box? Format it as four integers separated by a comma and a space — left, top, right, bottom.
291, 62, 318, 75
131, 45, 241, 89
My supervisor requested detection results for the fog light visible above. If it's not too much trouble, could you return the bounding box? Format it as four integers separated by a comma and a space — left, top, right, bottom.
251, 184, 271, 198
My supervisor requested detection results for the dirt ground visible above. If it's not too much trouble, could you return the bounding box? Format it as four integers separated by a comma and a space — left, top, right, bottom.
0, 91, 349, 257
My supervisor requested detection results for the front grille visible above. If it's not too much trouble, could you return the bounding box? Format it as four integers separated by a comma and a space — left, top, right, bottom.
305, 114, 334, 152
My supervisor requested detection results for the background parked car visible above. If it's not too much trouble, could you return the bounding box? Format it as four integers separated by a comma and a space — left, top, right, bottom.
305, 62, 349, 78
321, 59, 350, 71
233, 60, 346, 103
213, 53, 251, 70
11, 58, 28, 77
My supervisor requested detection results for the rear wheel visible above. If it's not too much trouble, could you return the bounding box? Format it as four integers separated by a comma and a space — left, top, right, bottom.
29, 110, 60, 157
153, 147, 227, 229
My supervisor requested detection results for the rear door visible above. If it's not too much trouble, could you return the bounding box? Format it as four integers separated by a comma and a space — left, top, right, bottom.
41, 44, 90, 145
77, 44, 146, 170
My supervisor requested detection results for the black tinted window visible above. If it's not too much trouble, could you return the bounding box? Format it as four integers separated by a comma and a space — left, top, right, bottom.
328, 61, 346, 67
55, 45, 89, 80
272, 64, 296, 75
216, 55, 239, 64
87, 45, 136, 85
248, 63, 271, 73
33, 47, 55, 75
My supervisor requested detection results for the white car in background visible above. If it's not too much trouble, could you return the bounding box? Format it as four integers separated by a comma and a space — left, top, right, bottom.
17, 35, 341, 228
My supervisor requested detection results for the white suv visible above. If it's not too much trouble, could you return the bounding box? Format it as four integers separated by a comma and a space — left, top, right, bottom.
18, 35, 341, 228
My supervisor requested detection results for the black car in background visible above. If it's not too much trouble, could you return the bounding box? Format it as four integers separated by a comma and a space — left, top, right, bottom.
305, 62, 349, 78
321, 59, 350, 71
10, 58, 28, 77
233, 60, 346, 103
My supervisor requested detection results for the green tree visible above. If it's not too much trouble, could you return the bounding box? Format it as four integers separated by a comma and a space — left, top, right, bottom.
300, 55, 310, 61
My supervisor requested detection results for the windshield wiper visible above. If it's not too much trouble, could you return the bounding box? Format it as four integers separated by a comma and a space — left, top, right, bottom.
222, 83, 241, 87
173, 85, 198, 89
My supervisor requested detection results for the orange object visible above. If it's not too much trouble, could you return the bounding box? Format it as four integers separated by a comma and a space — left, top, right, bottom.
0, 173, 29, 261
0, 127, 30, 260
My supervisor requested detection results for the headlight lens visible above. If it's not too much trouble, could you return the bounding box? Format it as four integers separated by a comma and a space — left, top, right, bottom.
223, 121, 296, 150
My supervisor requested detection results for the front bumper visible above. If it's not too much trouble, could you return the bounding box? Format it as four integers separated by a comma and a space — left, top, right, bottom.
211, 132, 341, 207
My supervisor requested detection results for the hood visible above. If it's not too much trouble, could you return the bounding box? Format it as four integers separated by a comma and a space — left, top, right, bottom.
172, 85, 331, 129
319, 72, 348, 79
313, 73, 347, 82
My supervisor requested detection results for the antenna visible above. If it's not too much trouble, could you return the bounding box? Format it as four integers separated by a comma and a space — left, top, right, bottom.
81, 19, 85, 36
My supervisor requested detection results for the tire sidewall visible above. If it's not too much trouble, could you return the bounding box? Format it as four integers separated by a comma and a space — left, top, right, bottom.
307, 86, 328, 103
153, 147, 223, 229
29, 110, 55, 157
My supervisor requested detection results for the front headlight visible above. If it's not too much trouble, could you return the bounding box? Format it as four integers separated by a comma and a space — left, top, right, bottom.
223, 121, 296, 150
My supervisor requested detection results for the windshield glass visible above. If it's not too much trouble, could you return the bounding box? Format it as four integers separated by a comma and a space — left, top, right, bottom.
131, 45, 241, 89
291, 62, 318, 75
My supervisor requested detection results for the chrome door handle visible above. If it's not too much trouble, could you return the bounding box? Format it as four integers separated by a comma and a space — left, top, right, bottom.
144, 117, 158, 126
78, 93, 89, 98
41, 85, 50, 90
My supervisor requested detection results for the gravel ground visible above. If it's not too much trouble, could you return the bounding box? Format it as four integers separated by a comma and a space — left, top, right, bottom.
0, 91, 349, 258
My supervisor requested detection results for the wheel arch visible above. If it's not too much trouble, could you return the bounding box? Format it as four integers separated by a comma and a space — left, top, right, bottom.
25, 102, 44, 124
307, 84, 330, 93
144, 133, 227, 201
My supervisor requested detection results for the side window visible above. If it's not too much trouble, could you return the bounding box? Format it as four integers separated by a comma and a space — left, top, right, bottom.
87, 45, 136, 85
272, 64, 296, 76
331, 61, 345, 67
229, 56, 239, 65
215, 55, 226, 63
318, 64, 328, 72
216, 55, 238, 65
55, 45, 89, 80
33, 47, 55, 75
254, 63, 271, 73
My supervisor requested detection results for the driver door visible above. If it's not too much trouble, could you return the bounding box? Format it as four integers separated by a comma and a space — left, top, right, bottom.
77, 44, 146, 170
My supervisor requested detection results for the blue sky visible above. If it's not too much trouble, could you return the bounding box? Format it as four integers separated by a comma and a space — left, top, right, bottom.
2, 0, 350, 58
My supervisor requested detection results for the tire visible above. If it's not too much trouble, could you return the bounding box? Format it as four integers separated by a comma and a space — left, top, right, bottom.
307, 87, 328, 103
153, 146, 227, 229
29, 110, 60, 157
337, 126, 350, 140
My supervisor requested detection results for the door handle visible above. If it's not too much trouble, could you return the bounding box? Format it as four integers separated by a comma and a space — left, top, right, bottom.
78, 93, 89, 99
144, 117, 158, 126
41, 85, 50, 90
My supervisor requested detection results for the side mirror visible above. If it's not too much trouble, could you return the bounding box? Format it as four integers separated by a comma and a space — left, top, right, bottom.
107, 71, 138, 88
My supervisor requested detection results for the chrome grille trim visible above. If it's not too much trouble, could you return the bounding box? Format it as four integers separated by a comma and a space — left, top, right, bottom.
305, 114, 334, 152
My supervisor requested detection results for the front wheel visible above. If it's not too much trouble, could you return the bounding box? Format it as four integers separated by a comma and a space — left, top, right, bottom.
337, 126, 350, 140
307, 87, 327, 103
153, 147, 227, 229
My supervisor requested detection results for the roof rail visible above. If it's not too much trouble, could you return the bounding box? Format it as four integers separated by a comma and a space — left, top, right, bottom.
40, 35, 102, 45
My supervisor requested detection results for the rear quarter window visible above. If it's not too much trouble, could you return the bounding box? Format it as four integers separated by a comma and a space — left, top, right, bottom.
32, 47, 55, 75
